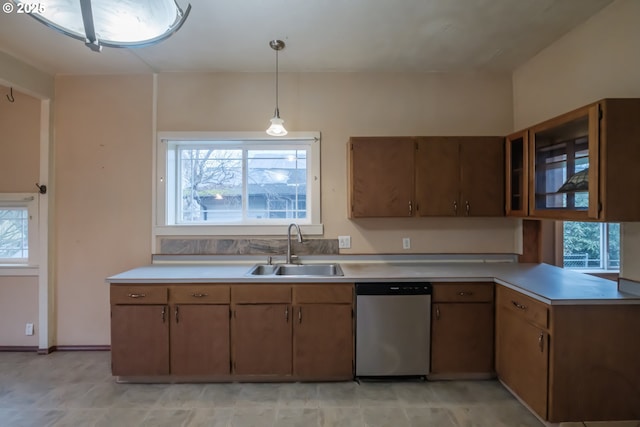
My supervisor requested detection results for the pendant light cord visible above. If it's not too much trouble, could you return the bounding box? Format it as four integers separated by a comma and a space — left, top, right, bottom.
275, 47, 279, 116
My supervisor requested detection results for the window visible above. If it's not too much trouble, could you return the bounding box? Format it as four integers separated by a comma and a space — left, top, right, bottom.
562, 221, 619, 271
155, 132, 322, 236
0, 194, 39, 265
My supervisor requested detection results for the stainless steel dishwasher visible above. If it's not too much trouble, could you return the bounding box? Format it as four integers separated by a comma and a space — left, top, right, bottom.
355, 282, 432, 377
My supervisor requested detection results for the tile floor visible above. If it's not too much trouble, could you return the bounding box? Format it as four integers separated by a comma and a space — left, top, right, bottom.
0, 351, 546, 427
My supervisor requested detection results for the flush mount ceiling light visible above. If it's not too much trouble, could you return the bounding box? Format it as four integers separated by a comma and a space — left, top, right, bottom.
266, 39, 287, 137
13, 0, 191, 52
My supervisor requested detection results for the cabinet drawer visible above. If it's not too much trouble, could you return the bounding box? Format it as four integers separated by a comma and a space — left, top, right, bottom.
231, 284, 291, 303
432, 282, 494, 303
497, 285, 548, 329
293, 284, 353, 304
110, 285, 168, 304
170, 285, 230, 304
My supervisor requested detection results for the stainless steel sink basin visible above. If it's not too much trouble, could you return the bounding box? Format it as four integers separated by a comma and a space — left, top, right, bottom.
275, 264, 343, 276
246, 263, 343, 277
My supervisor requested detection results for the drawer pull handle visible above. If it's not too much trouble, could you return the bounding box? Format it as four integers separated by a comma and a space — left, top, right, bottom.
453, 200, 458, 215
435, 305, 440, 320
128, 293, 146, 299
465, 200, 470, 216
285, 307, 289, 322
161, 306, 166, 323
458, 291, 474, 296
512, 300, 527, 310
191, 293, 208, 298
175, 305, 179, 323
298, 307, 302, 323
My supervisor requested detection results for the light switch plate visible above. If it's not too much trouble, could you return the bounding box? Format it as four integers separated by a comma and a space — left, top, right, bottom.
402, 237, 411, 249
338, 235, 351, 249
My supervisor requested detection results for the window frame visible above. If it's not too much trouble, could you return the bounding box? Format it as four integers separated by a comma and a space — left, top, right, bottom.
154, 131, 323, 237
558, 221, 619, 273
0, 193, 39, 268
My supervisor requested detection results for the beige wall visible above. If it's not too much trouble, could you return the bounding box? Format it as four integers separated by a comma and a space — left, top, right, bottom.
512, 0, 640, 281
158, 72, 518, 255
0, 85, 40, 346
54, 75, 153, 345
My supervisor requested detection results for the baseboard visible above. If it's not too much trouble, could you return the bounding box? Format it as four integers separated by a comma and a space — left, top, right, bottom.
47, 345, 111, 353
0, 346, 38, 352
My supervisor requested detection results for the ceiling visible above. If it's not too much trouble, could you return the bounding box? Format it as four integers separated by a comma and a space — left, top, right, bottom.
0, 0, 613, 76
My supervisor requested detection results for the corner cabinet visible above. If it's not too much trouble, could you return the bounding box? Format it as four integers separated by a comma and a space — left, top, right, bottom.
528, 98, 640, 221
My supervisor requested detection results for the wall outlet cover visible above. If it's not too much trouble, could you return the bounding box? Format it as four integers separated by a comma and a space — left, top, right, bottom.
25, 323, 34, 336
338, 235, 351, 249
402, 237, 411, 249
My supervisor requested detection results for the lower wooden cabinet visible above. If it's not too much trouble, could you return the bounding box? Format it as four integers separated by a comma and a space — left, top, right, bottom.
110, 282, 354, 381
430, 283, 494, 376
232, 303, 292, 376
111, 304, 170, 376
170, 304, 230, 375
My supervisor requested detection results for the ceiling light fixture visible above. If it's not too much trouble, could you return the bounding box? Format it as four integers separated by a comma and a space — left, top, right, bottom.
266, 39, 287, 137
13, 0, 191, 52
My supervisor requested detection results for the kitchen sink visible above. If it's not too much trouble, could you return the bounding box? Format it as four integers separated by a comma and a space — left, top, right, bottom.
246, 263, 343, 277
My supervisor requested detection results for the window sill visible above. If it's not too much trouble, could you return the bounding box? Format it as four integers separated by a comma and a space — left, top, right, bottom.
0, 266, 39, 276
155, 223, 324, 237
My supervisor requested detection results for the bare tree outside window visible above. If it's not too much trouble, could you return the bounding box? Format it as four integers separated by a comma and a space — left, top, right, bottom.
0, 208, 29, 260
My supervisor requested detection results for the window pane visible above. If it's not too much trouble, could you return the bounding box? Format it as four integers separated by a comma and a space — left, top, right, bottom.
0, 208, 29, 260
563, 222, 602, 269
247, 149, 307, 220
607, 223, 620, 269
179, 148, 243, 223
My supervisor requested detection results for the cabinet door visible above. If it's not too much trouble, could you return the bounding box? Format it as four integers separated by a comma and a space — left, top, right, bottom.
415, 137, 460, 216
293, 304, 353, 379
111, 305, 169, 376
232, 304, 292, 376
170, 304, 230, 375
349, 137, 415, 217
505, 131, 529, 216
431, 303, 494, 374
459, 137, 504, 216
496, 305, 549, 419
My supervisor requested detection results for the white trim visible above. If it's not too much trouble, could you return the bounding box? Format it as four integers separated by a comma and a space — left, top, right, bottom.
153, 131, 323, 241
38, 99, 52, 352
0, 266, 39, 276
151, 74, 158, 254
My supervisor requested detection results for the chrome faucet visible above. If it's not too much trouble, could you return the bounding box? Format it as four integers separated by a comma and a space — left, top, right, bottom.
286, 223, 303, 264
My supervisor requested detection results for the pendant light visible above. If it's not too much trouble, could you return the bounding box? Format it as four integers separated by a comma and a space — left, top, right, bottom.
266, 39, 288, 136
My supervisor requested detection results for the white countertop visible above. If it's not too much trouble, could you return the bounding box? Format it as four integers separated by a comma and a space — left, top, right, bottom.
106, 258, 640, 305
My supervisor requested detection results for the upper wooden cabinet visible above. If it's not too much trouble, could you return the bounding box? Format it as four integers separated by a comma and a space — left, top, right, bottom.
505, 131, 529, 216
348, 137, 416, 218
348, 136, 504, 218
416, 137, 504, 217
527, 98, 640, 221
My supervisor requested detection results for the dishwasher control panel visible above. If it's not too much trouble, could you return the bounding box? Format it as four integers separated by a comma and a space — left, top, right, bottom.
355, 282, 432, 295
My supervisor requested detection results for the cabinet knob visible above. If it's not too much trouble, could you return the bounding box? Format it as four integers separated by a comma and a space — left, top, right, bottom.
161, 306, 166, 323
465, 201, 470, 216
435, 305, 440, 320
458, 291, 474, 296
511, 300, 527, 310
409, 201, 413, 215
453, 201, 458, 215
538, 332, 544, 352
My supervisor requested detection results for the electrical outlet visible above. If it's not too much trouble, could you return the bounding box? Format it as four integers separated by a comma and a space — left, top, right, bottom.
338, 235, 351, 249
25, 323, 34, 336
402, 237, 411, 250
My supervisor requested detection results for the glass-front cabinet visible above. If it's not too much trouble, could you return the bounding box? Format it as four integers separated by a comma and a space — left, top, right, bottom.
529, 105, 599, 220
505, 131, 529, 216
526, 98, 640, 222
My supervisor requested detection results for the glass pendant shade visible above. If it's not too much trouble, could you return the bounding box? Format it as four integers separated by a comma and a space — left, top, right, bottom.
267, 111, 287, 136
14, 0, 191, 51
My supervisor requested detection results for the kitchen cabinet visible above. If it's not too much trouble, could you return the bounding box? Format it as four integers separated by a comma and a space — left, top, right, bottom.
430, 282, 494, 376
495, 285, 548, 418
293, 285, 353, 379
495, 284, 640, 422
505, 130, 529, 216
416, 136, 504, 216
169, 285, 230, 376
231, 284, 292, 376
348, 137, 415, 218
529, 98, 640, 221
110, 285, 170, 376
